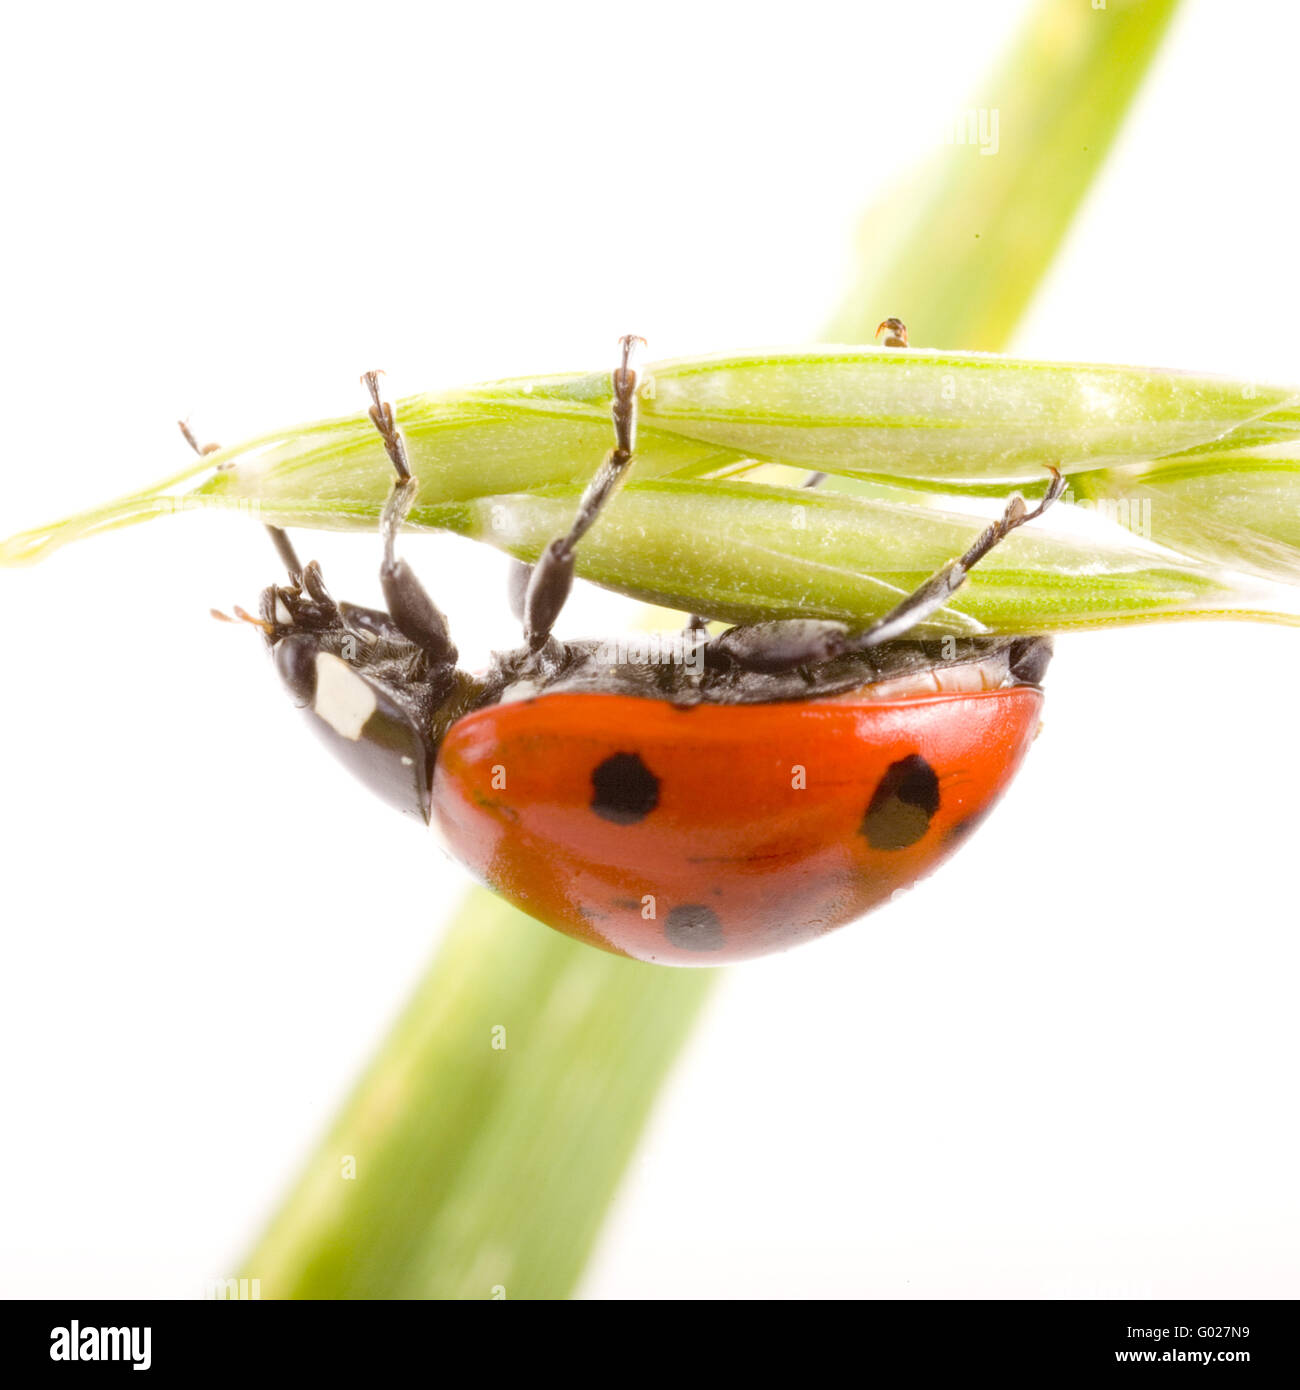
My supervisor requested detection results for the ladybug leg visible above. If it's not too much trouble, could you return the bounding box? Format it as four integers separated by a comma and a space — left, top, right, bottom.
520, 334, 644, 654
179, 420, 304, 582
706, 618, 855, 673
875, 316, 909, 348
178, 419, 220, 458
266, 526, 305, 584
360, 372, 457, 665
848, 466, 1066, 650
710, 466, 1065, 672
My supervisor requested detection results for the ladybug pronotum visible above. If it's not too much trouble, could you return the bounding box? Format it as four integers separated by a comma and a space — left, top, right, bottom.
212, 327, 1063, 966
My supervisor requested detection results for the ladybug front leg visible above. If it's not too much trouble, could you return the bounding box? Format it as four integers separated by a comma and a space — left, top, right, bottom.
519, 334, 644, 654
360, 372, 457, 665
180, 420, 306, 584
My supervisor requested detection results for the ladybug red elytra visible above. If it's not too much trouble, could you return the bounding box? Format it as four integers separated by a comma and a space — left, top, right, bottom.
209, 326, 1063, 966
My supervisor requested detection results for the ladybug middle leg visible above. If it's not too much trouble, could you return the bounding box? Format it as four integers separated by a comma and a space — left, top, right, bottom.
517, 334, 645, 656
710, 467, 1066, 673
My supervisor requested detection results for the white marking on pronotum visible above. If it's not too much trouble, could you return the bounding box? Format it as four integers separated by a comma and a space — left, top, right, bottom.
498, 678, 542, 704
314, 652, 377, 740
275, 596, 294, 626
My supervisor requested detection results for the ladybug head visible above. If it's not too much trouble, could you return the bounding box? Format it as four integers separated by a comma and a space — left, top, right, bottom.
248, 562, 475, 823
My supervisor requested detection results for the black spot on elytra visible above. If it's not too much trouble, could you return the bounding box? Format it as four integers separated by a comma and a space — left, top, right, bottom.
946, 809, 990, 846
862, 754, 940, 850
590, 751, 659, 824
665, 904, 724, 952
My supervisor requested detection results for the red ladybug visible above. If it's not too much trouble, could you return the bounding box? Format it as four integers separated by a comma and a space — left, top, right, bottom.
212, 330, 1063, 965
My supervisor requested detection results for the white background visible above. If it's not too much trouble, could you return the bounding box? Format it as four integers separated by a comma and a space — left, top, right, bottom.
1, 0, 1297, 1298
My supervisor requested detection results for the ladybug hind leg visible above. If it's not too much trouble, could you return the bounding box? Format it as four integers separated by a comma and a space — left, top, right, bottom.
710, 466, 1065, 674
848, 466, 1065, 651
707, 618, 853, 674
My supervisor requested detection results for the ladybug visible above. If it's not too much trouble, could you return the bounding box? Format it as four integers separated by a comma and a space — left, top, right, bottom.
209, 329, 1064, 965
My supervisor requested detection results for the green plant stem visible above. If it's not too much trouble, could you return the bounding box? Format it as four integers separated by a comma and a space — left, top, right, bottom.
824, 0, 1185, 348
247, 895, 711, 1298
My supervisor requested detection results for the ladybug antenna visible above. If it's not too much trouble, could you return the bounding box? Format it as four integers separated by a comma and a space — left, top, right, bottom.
210, 605, 273, 634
